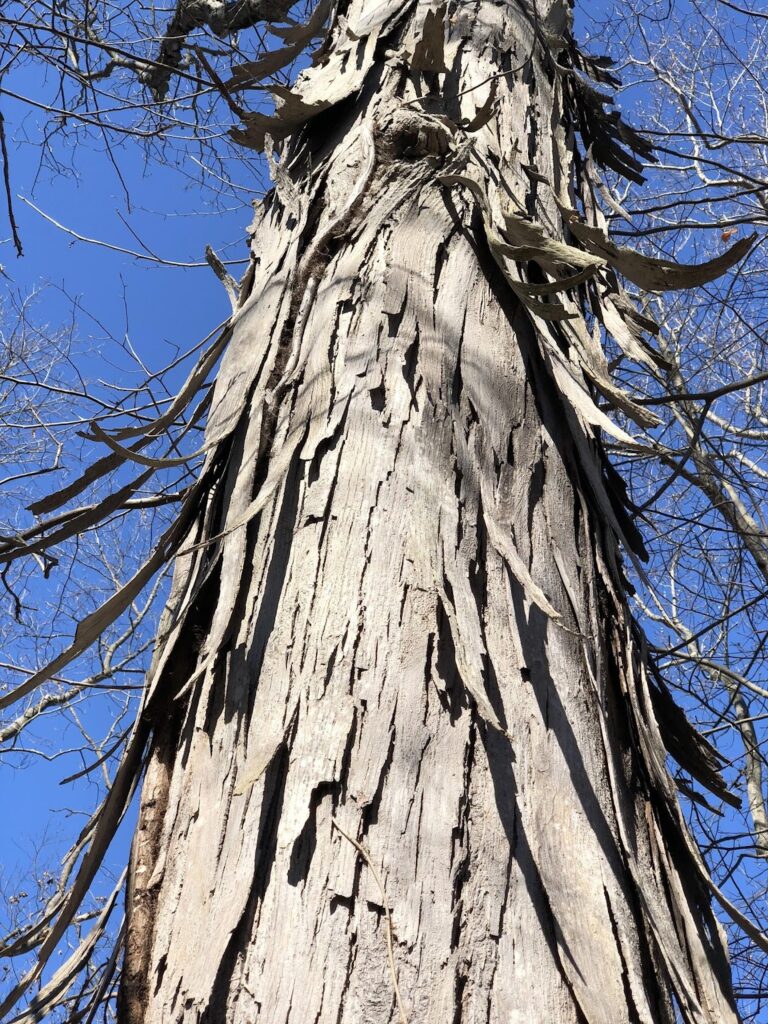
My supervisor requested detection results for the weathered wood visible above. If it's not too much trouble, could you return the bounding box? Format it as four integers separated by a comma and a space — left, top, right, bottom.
120, 2, 740, 1022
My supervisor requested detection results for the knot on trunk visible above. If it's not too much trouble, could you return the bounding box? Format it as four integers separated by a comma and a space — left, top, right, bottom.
378, 109, 455, 160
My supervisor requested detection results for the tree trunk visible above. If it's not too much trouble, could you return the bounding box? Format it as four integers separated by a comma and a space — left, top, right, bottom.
120, 2, 740, 1021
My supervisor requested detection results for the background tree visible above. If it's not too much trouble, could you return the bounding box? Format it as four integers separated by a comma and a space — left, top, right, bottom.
586, 1, 768, 1012
0, 1, 767, 1022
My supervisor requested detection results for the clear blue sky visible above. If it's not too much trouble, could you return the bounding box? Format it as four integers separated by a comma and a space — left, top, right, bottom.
0, 47, 259, 917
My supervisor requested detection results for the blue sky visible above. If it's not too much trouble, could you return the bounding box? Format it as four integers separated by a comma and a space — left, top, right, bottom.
0, 34, 264, 963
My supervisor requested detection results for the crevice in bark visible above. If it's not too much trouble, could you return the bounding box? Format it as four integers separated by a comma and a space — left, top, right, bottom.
433, 597, 467, 724
306, 402, 348, 530
536, 874, 593, 1024
201, 657, 229, 744
483, 728, 569, 976
337, 705, 359, 806
289, 781, 339, 886
369, 383, 386, 411
450, 721, 476, 952
332, 942, 359, 1024
386, 283, 408, 338
402, 325, 421, 402
603, 884, 644, 1024
451, 970, 468, 1024
514, 594, 631, 876
525, 105, 539, 219
243, 459, 302, 715
161, 561, 224, 714
527, 449, 546, 547
451, 314, 468, 410
118, 706, 184, 1024
360, 710, 397, 832
434, 224, 460, 302
201, 737, 293, 1023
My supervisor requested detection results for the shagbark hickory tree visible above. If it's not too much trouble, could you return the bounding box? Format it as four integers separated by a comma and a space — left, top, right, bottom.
0, 0, 763, 1021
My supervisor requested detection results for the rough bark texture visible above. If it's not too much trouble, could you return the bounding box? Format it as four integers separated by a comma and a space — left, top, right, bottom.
120, 2, 741, 1021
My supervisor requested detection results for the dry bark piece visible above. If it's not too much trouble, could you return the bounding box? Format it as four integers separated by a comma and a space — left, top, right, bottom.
562, 204, 756, 291
226, 0, 333, 88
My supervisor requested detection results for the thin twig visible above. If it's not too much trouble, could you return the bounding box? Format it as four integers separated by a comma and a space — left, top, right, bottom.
635, 367, 768, 406
0, 100, 22, 256
330, 817, 409, 1024
19, 198, 247, 268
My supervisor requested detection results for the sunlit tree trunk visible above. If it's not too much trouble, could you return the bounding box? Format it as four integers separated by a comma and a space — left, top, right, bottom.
120, 2, 740, 1021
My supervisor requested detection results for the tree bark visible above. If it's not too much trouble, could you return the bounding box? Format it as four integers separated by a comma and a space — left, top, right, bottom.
120, 2, 740, 1021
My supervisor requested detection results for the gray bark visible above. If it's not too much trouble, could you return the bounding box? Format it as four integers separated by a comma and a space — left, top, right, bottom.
120, 2, 741, 1021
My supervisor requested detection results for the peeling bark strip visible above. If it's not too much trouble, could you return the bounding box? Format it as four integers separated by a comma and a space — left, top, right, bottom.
112, 2, 745, 1022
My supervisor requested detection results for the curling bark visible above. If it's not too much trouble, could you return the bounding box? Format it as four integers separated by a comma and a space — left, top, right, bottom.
118, 2, 746, 1021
